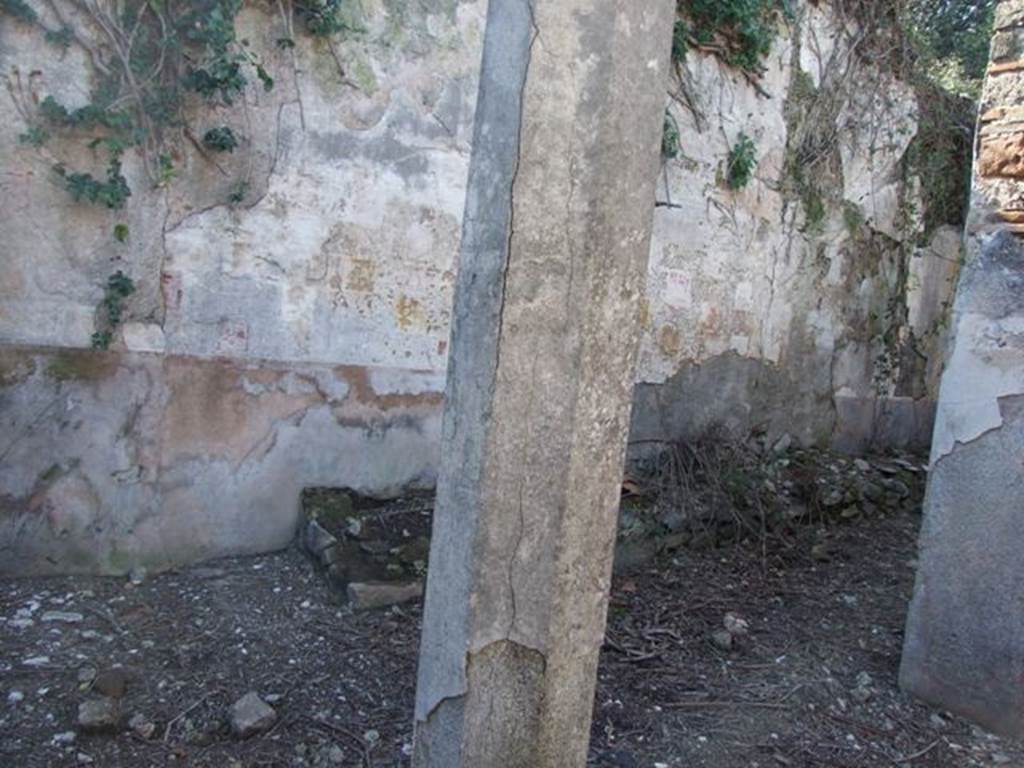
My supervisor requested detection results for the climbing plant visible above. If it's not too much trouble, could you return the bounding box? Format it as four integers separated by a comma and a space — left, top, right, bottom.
896, 0, 989, 232
54, 152, 131, 209
674, 0, 793, 73
725, 133, 758, 190
7, 1, 258, 193
202, 126, 240, 153
294, 0, 354, 37
662, 111, 681, 161
1, 0, 37, 24
91, 271, 136, 350
1, 0, 357, 349
664, 0, 791, 154
2, 0, 353, 208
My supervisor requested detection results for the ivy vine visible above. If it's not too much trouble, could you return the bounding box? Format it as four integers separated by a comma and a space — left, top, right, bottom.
91, 271, 136, 350
202, 126, 240, 153
54, 152, 131, 209
662, 111, 681, 161
3, 0, 354, 209
725, 133, 758, 190
674, 0, 792, 74
2, 0, 356, 349
665, 1, 788, 161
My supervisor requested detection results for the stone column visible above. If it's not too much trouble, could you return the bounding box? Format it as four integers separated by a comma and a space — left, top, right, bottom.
412, 1, 675, 765
900, 0, 1024, 738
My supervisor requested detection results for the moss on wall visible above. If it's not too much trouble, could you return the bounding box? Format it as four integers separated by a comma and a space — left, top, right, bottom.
0, 349, 37, 387
45, 350, 119, 383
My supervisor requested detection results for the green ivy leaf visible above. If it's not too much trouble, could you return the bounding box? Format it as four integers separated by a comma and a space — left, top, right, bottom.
257, 65, 274, 92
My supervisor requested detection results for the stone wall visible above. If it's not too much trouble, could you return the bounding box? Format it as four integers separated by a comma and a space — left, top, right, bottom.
634, 2, 963, 450
0, 0, 964, 573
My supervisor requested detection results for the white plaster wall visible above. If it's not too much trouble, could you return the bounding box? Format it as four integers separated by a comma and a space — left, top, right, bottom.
1, 2, 958, 414
1, 0, 485, 370
0, 1, 967, 572
636, 3, 960, 447
644, 7, 912, 377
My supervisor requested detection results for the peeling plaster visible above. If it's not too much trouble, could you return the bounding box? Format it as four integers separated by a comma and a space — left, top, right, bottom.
931, 311, 1024, 461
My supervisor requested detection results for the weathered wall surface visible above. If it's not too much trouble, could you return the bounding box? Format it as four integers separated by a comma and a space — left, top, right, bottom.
900, 0, 1024, 737
1, 0, 475, 573
0, 347, 442, 573
634, 2, 963, 450
2, 1, 480, 364
0, 0, 963, 573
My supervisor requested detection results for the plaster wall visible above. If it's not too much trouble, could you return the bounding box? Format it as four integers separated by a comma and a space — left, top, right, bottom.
0, 0, 963, 572
636, 2, 961, 449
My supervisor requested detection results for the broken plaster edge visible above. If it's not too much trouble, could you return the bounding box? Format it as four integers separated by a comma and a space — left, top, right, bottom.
930, 310, 1024, 463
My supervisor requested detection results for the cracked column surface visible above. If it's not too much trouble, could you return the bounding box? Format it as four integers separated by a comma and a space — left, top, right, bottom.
899, 0, 1024, 738
411, 0, 675, 765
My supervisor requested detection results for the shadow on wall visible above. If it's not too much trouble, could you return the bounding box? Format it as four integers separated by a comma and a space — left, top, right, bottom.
630, 351, 936, 455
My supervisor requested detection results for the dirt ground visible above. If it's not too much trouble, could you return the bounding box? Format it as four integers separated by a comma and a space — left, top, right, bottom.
3, 498, 1023, 766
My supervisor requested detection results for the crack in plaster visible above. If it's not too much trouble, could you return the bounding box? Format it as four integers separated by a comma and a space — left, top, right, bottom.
495, 0, 539, 643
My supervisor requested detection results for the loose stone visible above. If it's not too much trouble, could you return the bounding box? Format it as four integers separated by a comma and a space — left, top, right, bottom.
229, 692, 277, 738
347, 581, 422, 611
77, 697, 120, 732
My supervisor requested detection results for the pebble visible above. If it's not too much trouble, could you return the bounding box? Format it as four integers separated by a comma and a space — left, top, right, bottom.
77, 697, 121, 731
229, 692, 277, 738
711, 629, 734, 651
723, 612, 749, 636
305, 521, 337, 555
128, 713, 155, 739
822, 489, 844, 507
811, 543, 832, 562
52, 731, 76, 745
8, 690, 25, 704
93, 668, 129, 699
41, 611, 84, 624
346, 581, 423, 611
